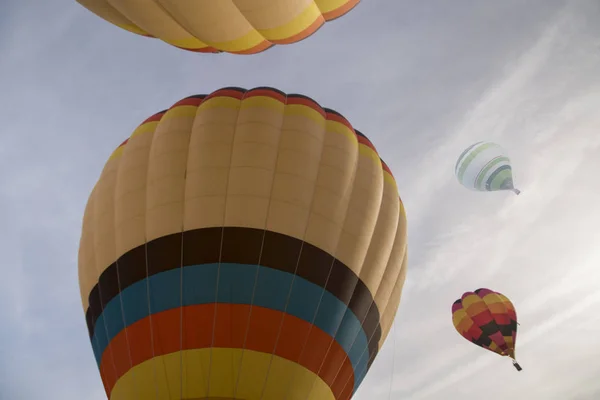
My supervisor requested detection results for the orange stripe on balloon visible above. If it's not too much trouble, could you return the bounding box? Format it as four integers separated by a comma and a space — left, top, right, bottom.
322, 0, 362, 21
170, 96, 206, 108
325, 111, 354, 132
205, 88, 246, 101
270, 16, 325, 45
229, 40, 274, 55
356, 134, 377, 153
173, 44, 220, 53
287, 96, 325, 117
100, 304, 355, 398
245, 88, 287, 103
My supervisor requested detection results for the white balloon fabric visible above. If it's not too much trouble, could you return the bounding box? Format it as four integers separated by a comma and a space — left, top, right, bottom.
455, 141, 520, 195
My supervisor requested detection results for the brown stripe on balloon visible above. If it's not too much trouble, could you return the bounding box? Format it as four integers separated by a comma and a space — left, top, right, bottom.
287, 94, 325, 116
355, 130, 378, 154
85, 227, 382, 359
245, 87, 287, 102
141, 110, 167, 124
204, 87, 246, 100
323, 108, 355, 132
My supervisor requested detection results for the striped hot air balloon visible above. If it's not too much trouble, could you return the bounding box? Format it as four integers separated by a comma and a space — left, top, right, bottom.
75, 0, 360, 54
451, 288, 522, 371
455, 141, 521, 195
78, 87, 408, 400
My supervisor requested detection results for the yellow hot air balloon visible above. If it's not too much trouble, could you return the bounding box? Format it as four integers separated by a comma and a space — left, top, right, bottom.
78, 87, 407, 400
76, 0, 360, 54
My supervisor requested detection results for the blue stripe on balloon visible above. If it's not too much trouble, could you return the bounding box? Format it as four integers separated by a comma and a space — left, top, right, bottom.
91, 263, 370, 388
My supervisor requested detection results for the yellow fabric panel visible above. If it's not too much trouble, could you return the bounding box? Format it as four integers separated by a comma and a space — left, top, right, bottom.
247, 1, 323, 41
77, 188, 97, 311
223, 97, 286, 228
110, 348, 335, 400
114, 123, 154, 258
496, 293, 516, 311
184, 101, 242, 231
105, 0, 210, 49
264, 105, 326, 240
373, 217, 407, 314
316, 0, 354, 14
333, 144, 383, 283
357, 173, 401, 296
145, 106, 196, 242
155, 0, 264, 52
92, 150, 121, 283
379, 252, 407, 346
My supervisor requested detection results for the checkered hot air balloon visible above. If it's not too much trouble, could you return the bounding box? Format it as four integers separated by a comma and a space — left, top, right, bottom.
455, 141, 521, 195
451, 288, 522, 371
78, 87, 408, 400
75, 0, 360, 54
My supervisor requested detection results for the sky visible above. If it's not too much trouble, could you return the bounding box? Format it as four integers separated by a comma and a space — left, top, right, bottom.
1, 0, 600, 399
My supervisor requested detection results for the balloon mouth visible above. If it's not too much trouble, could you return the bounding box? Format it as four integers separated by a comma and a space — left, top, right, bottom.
499, 178, 515, 190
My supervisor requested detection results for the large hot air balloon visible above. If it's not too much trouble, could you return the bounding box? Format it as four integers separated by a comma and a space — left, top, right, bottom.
78, 87, 408, 400
455, 141, 521, 195
76, 0, 360, 54
452, 288, 522, 371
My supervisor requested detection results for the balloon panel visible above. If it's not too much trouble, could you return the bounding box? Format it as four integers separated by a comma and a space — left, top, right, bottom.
78, 87, 407, 400
76, 0, 361, 54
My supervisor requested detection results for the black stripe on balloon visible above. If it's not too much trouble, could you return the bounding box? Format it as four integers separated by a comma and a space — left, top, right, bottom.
85, 227, 383, 362
485, 165, 511, 191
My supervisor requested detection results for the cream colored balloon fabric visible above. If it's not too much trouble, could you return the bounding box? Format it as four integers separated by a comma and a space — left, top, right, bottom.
78, 87, 407, 400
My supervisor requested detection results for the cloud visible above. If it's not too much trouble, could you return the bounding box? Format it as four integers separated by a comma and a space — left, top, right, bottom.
356, 2, 600, 399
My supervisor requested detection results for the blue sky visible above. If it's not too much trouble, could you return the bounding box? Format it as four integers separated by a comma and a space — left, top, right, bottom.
1, 0, 600, 399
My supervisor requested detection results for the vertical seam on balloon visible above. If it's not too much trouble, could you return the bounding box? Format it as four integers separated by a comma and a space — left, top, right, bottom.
150, 0, 214, 52
255, 97, 328, 400
115, 263, 138, 398
178, 103, 199, 400
231, 89, 288, 398
323, 188, 401, 396
205, 90, 244, 398
113, 133, 142, 400
154, 0, 268, 52
236, 6, 271, 49
337, 247, 407, 397
282, 120, 360, 400
344, 248, 406, 396
90, 186, 120, 398
143, 120, 161, 400
305, 153, 388, 398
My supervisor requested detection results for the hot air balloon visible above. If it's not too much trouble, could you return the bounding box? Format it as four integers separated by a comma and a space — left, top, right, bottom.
455, 141, 521, 195
78, 87, 408, 400
76, 0, 360, 54
452, 288, 522, 371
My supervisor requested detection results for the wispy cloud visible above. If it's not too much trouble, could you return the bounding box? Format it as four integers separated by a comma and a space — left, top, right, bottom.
358, 2, 600, 399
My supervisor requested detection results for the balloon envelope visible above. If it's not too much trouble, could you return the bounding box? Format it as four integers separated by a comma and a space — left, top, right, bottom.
78, 87, 408, 400
455, 141, 520, 195
76, 0, 360, 54
452, 288, 522, 370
